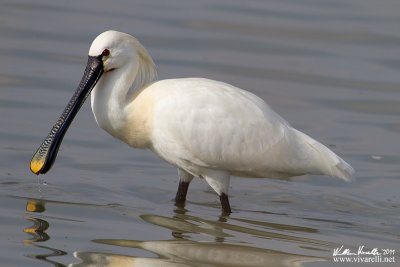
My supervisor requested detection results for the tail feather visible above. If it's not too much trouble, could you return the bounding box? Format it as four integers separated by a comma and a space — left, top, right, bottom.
291, 128, 355, 182
310, 141, 355, 182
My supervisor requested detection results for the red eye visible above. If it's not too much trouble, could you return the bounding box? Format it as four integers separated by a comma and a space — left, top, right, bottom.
102, 49, 110, 57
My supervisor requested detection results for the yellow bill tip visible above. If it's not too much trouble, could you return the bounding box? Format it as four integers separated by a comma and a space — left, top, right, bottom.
30, 159, 44, 175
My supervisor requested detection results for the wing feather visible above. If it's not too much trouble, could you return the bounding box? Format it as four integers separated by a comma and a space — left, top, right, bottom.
151, 78, 288, 174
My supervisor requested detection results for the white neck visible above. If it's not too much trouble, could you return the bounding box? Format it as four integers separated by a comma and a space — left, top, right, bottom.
91, 53, 157, 140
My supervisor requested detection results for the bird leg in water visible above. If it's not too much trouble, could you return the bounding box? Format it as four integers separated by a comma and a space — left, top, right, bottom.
219, 193, 232, 215
175, 181, 190, 204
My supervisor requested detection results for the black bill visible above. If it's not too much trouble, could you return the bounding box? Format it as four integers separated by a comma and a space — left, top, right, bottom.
30, 55, 104, 174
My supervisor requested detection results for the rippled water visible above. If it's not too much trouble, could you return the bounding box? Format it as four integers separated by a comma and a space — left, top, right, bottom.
1, 0, 400, 266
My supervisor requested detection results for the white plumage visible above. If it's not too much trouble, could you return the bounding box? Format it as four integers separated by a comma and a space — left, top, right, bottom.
90, 31, 354, 213
147, 78, 354, 182
32, 30, 354, 214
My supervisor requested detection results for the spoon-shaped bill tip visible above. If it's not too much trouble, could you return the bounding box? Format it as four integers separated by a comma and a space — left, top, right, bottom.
30, 158, 44, 175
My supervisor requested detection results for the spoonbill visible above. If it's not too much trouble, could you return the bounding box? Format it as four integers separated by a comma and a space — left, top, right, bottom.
30, 30, 354, 214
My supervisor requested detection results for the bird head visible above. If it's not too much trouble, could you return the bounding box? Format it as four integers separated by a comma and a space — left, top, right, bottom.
30, 30, 154, 175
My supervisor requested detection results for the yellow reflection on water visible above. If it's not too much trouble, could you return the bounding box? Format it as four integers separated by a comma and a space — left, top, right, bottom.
23, 199, 67, 267
23, 217, 50, 243
26, 199, 46, 213
24, 199, 48, 243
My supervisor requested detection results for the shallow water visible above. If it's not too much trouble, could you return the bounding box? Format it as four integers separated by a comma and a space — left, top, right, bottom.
1, 0, 400, 266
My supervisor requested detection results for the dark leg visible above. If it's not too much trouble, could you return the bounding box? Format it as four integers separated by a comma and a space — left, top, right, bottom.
219, 193, 232, 215
175, 181, 190, 204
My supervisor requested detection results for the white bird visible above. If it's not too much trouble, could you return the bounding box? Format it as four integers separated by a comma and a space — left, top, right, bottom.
31, 30, 354, 214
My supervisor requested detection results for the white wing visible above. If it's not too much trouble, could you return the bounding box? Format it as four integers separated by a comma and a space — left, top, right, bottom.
149, 78, 354, 180
150, 79, 287, 172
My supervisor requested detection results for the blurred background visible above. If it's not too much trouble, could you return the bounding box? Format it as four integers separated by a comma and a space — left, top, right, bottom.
1, 0, 399, 266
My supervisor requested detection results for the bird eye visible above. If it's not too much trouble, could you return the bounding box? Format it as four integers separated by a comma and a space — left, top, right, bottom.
102, 49, 110, 57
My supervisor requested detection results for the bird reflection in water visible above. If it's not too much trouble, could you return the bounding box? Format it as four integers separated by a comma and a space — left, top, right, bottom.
145, 205, 231, 242
71, 239, 324, 267
71, 209, 325, 267
23, 199, 326, 266
24, 199, 67, 267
